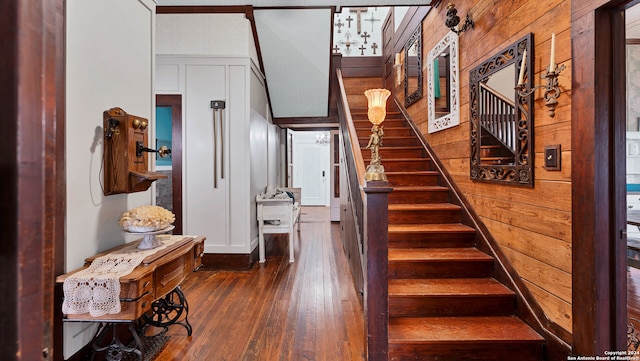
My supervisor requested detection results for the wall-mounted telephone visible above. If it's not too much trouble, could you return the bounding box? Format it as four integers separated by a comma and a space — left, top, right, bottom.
102, 107, 167, 195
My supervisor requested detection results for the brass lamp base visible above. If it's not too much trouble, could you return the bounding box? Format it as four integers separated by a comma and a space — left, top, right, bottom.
365, 164, 387, 181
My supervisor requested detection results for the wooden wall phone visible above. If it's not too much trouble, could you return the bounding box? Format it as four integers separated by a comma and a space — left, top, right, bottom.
103, 107, 167, 195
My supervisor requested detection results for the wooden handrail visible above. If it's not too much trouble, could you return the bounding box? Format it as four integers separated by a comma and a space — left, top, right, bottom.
337, 69, 367, 182
479, 82, 515, 106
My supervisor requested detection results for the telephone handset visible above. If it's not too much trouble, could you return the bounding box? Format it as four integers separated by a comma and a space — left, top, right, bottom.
105, 118, 120, 139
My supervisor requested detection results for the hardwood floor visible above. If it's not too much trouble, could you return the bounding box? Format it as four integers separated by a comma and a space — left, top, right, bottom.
153, 207, 365, 361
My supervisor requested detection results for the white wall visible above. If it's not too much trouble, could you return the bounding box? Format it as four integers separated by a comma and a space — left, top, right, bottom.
64, 0, 156, 357
156, 13, 280, 254
156, 13, 259, 66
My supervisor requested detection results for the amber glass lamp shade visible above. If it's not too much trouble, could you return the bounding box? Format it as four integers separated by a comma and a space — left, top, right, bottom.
364, 88, 391, 125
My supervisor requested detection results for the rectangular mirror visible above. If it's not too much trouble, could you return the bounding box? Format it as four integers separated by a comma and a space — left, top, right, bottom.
469, 33, 534, 186
427, 31, 459, 133
404, 23, 422, 107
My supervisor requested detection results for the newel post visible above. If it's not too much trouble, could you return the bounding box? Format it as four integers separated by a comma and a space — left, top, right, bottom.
363, 179, 392, 361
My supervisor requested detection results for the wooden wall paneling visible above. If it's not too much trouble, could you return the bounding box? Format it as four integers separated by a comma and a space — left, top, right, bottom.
382, 9, 394, 91
466, 196, 570, 242
525, 279, 573, 331
393, 6, 429, 56
485, 218, 571, 273
341, 56, 385, 78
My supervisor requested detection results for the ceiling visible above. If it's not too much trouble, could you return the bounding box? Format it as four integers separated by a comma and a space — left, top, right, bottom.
157, 1, 425, 6
629, 3, 640, 38
155, 2, 640, 125
156, 1, 424, 126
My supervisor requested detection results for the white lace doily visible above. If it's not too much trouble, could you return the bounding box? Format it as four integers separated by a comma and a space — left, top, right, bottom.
62, 235, 184, 317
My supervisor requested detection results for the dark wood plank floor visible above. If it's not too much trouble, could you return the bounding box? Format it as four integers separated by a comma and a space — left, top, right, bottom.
153, 207, 365, 361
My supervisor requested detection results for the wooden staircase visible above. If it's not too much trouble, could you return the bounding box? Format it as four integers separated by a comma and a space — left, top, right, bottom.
343, 77, 544, 361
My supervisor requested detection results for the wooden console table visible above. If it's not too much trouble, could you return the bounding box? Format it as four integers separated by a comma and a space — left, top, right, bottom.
56, 235, 205, 361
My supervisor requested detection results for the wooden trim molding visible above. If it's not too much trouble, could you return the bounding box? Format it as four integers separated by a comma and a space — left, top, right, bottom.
156, 95, 183, 235
571, 0, 630, 355
1, 0, 66, 360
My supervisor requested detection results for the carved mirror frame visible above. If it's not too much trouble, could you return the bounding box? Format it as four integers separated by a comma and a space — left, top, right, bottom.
404, 23, 422, 108
469, 33, 534, 186
427, 31, 459, 133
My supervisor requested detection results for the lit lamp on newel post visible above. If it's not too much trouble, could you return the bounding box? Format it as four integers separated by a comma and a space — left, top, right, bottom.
364, 88, 391, 181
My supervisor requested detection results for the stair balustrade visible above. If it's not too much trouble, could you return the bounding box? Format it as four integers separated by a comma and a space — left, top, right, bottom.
479, 82, 517, 153
336, 69, 391, 361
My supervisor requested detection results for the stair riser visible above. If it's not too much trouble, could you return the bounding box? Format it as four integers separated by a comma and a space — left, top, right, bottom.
348, 99, 370, 108
389, 191, 449, 204
389, 233, 475, 248
387, 174, 439, 186
378, 148, 426, 158
359, 137, 418, 147
389, 209, 460, 224
389, 260, 493, 279
389, 341, 544, 361
375, 161, 431, 172
389, 295, 515, 317
353, 119, 407, 128
356, 128, 414, 137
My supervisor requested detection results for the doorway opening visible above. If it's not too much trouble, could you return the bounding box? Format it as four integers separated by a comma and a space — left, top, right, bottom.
155, 94, 183, 234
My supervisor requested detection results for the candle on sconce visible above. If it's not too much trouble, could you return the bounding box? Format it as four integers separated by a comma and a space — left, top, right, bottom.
395, 53, 401, 65
517, 49, 527, 86
549, 33, 556, 73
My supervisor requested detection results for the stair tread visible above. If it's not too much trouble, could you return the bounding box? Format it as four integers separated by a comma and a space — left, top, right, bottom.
359, 135, 415, 139
388, 278, 514, 296
388, 203, 461, 211
392, 185, 449, 191
388, 223, 475, 233
356, 126, 409, 130
388, 316, 544, 342
388, 247, 493, 261
364, 157, 429, 162
386, 169, 437, 173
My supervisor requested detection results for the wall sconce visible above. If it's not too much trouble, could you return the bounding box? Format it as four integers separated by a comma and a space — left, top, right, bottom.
393, 53, 403, 86
445, 3, 474, 35
364, 88, 391, 181
515, 33, 565, 118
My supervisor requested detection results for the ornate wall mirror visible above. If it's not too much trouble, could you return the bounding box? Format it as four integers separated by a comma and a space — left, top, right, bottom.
469, 33, 534, 186
404, 24, 422, 107
427, 31, 459, 133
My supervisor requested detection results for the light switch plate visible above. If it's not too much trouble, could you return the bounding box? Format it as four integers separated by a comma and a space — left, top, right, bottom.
544, 144, 561, 171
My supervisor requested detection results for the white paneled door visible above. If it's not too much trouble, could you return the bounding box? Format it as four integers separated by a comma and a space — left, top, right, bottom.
293, 131, 330, 206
